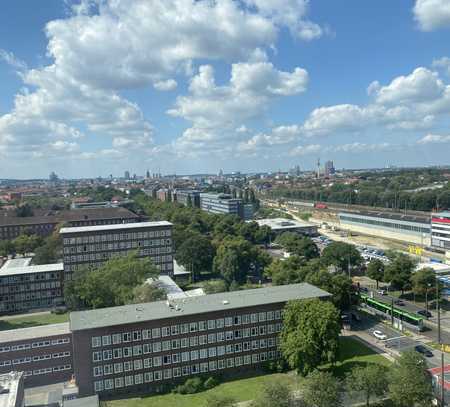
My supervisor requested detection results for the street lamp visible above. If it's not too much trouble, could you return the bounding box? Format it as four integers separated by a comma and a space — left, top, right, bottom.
426, 282, 432, 319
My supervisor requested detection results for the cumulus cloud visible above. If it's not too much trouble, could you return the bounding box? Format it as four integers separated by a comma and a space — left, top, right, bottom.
289, 144, 321, 156
0, 49, 27, 71
153, 79, 178, 91
433, 57, 450, 75
413, 0, 450, 31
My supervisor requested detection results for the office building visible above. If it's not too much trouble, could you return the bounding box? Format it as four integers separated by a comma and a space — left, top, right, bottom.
124, 171, 130, 180
0, 263, 64, 315
0, 371, 24, 407
431, 212, 450, 253
69, 283, 329, 397
0, 324, 73, 388
156, 189, 172, 202
60, 221, 173, 281
0, 208, 140, 241
254, 218, 318, 237
200, 193, 244, 218
338, 211, 431, 245
324, 160, 335, 177
174, 190, 200, 208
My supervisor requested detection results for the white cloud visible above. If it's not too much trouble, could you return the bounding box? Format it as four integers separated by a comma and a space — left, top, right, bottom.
289, 144, 321, 156
243, 0, 324, 40
0, 49, 27, 71
153, 79, 178, 91
433, 57, 450, 75
332, 142, 391, 153
413, 0, 450, 31
417, 133, 450, 144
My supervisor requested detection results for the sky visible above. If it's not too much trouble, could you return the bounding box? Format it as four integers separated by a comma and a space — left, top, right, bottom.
1, 0, 450, 179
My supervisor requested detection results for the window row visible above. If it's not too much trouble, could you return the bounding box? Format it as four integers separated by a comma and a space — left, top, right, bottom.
93, 351, 279, 392
63, 229, 171, 245
0, 338, 70, 354
91, 312, 283, 347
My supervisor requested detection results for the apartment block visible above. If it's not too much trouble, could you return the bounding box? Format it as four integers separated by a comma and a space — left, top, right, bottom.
0, 324, 73, 388
174, 190, 200, 208
69, 283, 329, 397
0, 263, 64, 315
60, 221, 173, 281
0, 207, 140, 241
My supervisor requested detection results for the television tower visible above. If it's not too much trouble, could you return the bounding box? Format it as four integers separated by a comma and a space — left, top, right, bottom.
316, 158, 321, 179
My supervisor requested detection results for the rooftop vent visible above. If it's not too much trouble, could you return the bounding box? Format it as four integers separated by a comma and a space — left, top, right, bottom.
222, 300, 229, 305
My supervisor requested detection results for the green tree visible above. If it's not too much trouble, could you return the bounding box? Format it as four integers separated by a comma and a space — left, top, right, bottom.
205, 394, 237, 407
346, 364, 388, 407
213, 237, 270, 284
321, 241, 362, 271
132, 283, 166, 303
275, 233, 319, 260
388, 350, 433, 407
265, 255, 309, 286
366, 259, 385, 289
301, 370, 342, 407
384, 253, 416, 294
64, 252, 159, 310
0, 240, 15, 257
280, 299, 340, 375
15, 203, 34, 217
12, 234, 42, 256
203, 279, 229, 294
250, 378, 294, 407
411, 267, 436, 296
175, 233, 215, 278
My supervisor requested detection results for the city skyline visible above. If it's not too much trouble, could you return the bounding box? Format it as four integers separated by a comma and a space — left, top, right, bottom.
1, 0, 450, 178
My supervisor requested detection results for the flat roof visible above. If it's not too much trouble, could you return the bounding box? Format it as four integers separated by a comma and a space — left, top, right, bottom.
64, 395, 99, 407
60, 220, 172, 234
254, 218, 316, 229
0, 372, 23, 407
339, 210, 430, 225
0, 323, 70, 344
0, 263, 63, 277
70, 283, 330, 332
0, 257, 32, 269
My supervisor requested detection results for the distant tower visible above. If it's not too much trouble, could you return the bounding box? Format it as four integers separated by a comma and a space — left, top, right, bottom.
124, 170, 130, 179
49, 171, 59, 183
146, 169, 150, 179
316, 158, 321, 179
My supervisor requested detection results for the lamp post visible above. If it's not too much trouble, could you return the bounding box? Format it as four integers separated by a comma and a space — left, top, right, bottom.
426, 282, 432, 319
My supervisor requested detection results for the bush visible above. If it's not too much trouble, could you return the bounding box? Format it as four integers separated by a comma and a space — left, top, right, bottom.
263, 359, 289, 373
203, 376, 219, 390
174, 377, 204, 394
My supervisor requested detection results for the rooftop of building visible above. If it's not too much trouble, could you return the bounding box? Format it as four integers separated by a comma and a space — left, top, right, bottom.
200, 193, 242, 201
0, 207, 139, 227
70, 283, 330, 332
432, 211, 450, 218
60, 220, 172, 234
0, 263, 64, 278
339, 210, 430, 224
254, 217, 316, 229
0, 257, 32, 269
0, 323, 70, 344
0, 371, 23, 407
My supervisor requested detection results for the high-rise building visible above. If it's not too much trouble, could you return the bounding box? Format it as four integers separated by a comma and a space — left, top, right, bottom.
324, 160, 335, 177
60, 221, 174, 280
146, 170, 150, 179
124, 171, 130, 180
431, 212, 450, 252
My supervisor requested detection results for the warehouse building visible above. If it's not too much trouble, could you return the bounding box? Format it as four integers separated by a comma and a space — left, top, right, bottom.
338, 211, 431, 245
431, 212, 450, 253
60, 221, 173, 281
69, 283, 329, 397
254, 218, 318, 237
0, 263, 64, 315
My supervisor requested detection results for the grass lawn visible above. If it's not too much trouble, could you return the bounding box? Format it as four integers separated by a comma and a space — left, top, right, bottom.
0, 313, 69, 331
103, 336, 390, 407
104, 373, 299, 407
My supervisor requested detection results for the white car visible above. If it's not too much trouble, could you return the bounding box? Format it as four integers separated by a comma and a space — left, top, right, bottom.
373, 330, 387, 340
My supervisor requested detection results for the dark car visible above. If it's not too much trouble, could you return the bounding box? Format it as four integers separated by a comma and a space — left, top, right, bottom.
415, 345, 433, 357
394, 300, 405, 306
417, 310, 432, 318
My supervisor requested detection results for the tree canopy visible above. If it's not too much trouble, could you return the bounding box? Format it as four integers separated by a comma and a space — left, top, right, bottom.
321, 241, 362, 271
411, 267, 436, 296
64, 252, 159, 310
250, 378, 295, 407
366, 259, 385, 289
280, 299, 340, 375
384, 253, 416, 293
301, 370, 342, 407
275, 232, 319, 260
346, 364, 388, 407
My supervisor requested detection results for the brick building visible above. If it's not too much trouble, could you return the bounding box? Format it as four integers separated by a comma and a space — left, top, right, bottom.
0, 207, 140, 241
0, 263, 64, 315
0, 324, 73, 388
60, 221, 173, 281
69, 283, 329, 397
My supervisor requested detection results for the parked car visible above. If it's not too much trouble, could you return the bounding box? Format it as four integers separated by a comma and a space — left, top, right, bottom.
417, 310, 432, 318
415, 345, 433, 357
394, 300, 405, 306
373, 330, 387, 340
377, 290, 387, 295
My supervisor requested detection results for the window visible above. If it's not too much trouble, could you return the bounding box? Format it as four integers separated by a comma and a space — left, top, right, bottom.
162, 341, 171, 351
225, 317, 233, 327
173, 367, 181, 377
218, 359, 225, 369
198, 321, 207, 331
152, 328, 161, 339
199, 349, 208, 359
207, 320, 216, 330
163, 355, 172, 365
114, 363, 123, 373
190, 350, 199, 361
181, 352, 190, 362
267, 311, 274, 321
217, 332, 225, 342
242, 314, 250, 324
235, 356, 243, 366
226, 358, 234, 368
217, 346, 225, 356
153, 356, 162, 367
124, 361, 132, 372
181, 338, 189, 348
259, 326, 266, 335
125, 375, 134, 386
182, 366, 190, 376
189, 337, 198, 347
234, 316, 241, 325
112, 334, 122, 345
164, 369, 172, 379
102, 350, 112, 360
142, 329, 151, 340
104, 379, 113, 390
208, 347, 217, 357
102, 335, 111, 346
92, 352, 102, 362
189, 322, 197, 332
274, 310, 281, 320
134, 359, 143, 370
199, 335, 207, 345
152, 342, 161, 353
172, 353, 180, 363
162, 327, 170, 337
258, 312, 266, 322
122, 332, 131, 343
209, 360, 217, 371
133, 331, 142, 341
225, 331, 233, 341
216, 318, 224, 329
115, 377, 124, 388
144, 372, 153, 383
93, 366, 103, 377
251, 314, 258, 323
103, 364, 113, 375
154, 370, 162, 381
133, 345, 142, 356
92, 337, 101, 348
123, 347, 132, 358
143, 343, 152, 354
144, 358, 152, 368
171, 325, 179, 336
171, 339, 180, 349
113, 348, 122, 359
94, 381, 104, 392
135, 373, 143, 384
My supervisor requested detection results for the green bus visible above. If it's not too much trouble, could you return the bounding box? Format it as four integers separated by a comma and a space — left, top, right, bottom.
359, 293, 424, 331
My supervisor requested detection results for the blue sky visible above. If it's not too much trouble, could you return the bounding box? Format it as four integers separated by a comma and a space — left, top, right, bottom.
1, 0, 450, 178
